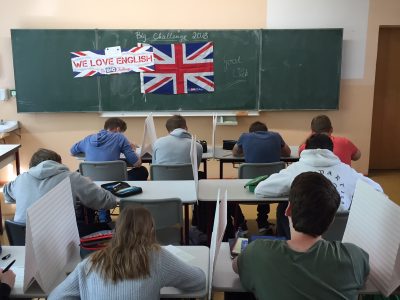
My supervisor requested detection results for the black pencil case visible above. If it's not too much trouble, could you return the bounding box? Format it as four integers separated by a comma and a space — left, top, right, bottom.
101, 181, 143, 197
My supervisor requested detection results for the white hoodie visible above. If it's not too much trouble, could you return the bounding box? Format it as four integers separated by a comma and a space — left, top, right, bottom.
255, 149, 383, 211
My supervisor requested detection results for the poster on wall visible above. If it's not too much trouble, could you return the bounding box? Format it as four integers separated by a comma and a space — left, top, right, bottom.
71, 45, 154, 78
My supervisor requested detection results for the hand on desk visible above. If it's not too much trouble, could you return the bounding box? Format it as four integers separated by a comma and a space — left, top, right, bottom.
0, 269, 16, 289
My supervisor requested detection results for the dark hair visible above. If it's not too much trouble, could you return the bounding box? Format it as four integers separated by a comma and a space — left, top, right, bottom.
305, 133, 333, 151
29, 148, 62, 168
289, 172, 340, 237
104, 117, 127, 132
311, 115, 332, 134
166, 115, 187, 132
249, 121, 268, 133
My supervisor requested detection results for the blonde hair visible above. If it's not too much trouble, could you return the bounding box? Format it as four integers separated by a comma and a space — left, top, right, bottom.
90, 206, 160, 282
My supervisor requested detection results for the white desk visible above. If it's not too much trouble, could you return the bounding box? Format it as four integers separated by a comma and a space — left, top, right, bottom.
96, 180, 197, 244
198, 179, 288, 202
213, 242, 384, 295
2, 245, 209, 299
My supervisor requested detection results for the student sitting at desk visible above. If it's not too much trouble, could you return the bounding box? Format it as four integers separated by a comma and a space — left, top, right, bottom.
298, 114, 361, 165
255, 134, 382, 238
3, 148, 117, 237
232, 121, 291, 234
49, 206, 206, 300
70, 117, 148, 181
233, 172, 369, 300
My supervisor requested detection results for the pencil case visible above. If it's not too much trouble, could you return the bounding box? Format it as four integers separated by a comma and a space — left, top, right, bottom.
101, 181, 143, 197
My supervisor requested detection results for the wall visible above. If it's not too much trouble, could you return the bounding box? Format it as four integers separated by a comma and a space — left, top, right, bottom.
0, 0, 399, 179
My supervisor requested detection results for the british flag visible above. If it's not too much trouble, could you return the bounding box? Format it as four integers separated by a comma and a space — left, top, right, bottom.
140, 42, 214, 94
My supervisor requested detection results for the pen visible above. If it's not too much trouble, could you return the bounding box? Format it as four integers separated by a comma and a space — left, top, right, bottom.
1, 254, 11, 260
2, 260, 16, 273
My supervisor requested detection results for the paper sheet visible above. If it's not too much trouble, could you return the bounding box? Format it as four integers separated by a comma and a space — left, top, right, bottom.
342, 180, 400, 296
190, 135, 199, 198
140, 113, 157, 157
24, 177, 80, 294
208, 189, 220, 300
164, 245, 195, 263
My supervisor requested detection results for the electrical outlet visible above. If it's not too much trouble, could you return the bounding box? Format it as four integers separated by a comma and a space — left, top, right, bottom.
10, 89, 16, 97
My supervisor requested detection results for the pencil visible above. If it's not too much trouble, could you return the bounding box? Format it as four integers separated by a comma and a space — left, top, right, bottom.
2, 259, 16, 273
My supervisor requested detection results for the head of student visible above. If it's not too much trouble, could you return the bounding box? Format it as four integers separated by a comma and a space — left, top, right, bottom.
104, 117, 127, 133
29, 148, 62, 168
287, 172, 340, 237
90, 206, 159, 282
305, 133, 333, 152
310, 115, 333, 134
166, 115, 187, 132
249, 121, 268, 133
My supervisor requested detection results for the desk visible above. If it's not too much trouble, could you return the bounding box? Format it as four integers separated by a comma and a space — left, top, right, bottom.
96, 180, 197, 244
0, 144, 21, 234
2, 245, 209, 299
213, 146, 299, 179
198, 179, 288, 202
213, 242, 385, 295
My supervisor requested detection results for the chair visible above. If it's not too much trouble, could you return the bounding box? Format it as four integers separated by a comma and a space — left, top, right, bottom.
5, 220, 26, 246
150, 164, 194, 180
120, 198, 183, 245
238, 162, 286, 179
79, 160, 128, 181
322, 211, 349, 241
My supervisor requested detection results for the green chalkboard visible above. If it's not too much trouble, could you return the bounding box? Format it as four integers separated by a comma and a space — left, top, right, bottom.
11, 30, 100, 112
11, 29, 260, 112
260, 29, 342, 110
98, 30, 260, 111
11, 29, 342, 112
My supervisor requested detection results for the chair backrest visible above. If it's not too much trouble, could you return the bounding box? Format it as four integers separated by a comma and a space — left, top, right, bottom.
79, 160, 128, 181
5, 220, 26, 246
238, 162, 286, 179
120, 198, 183, 245
322, 211, 350, 241
150, 164, 194, 180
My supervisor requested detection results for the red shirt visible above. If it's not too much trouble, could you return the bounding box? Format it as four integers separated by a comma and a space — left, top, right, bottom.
298, 135, 358, 165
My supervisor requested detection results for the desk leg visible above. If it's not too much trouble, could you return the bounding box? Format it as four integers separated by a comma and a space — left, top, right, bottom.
219, 161, 223, 179
15, 150, 21, 175
203, 160, 207, 178
184, 204, 189, 245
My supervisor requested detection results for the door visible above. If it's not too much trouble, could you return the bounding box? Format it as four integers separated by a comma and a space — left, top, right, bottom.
370, 27, 400, 170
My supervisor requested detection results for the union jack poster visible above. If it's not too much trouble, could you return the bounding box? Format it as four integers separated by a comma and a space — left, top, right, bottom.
140, 42, 214, 94
71, 46, 154, 78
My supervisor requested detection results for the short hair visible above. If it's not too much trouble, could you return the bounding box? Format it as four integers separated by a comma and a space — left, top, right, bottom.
166, 115, 187, 132
249, 121, 268, 133
289, 172, 340, 237
104, 117, 127, 132
29, 148, 62, 168
311, 115, 332, 134
305, 133, 334, 152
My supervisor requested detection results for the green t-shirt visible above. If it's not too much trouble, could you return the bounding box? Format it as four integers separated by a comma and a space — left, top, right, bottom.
238, 239, 369, 300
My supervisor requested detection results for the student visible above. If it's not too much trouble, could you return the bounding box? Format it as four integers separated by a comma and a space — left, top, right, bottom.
232, 121, 291, 234
152, 115, 202, 166
233, 172, 370, 300
49, 206, 206, 300
70, 117, 148, 181
298, 114, 361, 165
255, 134, 382, 238
3, 148, 117, 236
0, 268, 15, 300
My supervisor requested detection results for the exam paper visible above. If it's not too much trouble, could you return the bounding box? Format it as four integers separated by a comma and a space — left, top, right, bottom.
140, 113, 157, 157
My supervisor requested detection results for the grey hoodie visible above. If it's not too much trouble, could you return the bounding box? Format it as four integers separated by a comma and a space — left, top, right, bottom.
3, 160, 117, 224
152, 128, 203, 166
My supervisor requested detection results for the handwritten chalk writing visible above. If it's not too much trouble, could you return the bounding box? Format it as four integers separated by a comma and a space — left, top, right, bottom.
192, 32, 208, 40
223, 56, 242, 71
233, 67, 248, 78
136, 32, 147, 42
152, 32, 188, 43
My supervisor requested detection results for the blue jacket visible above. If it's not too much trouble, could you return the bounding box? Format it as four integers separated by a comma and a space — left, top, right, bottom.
70, 129, 139, 165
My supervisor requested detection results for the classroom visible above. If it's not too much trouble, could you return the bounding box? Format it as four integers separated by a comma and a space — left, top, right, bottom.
0, 0, 399, 298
